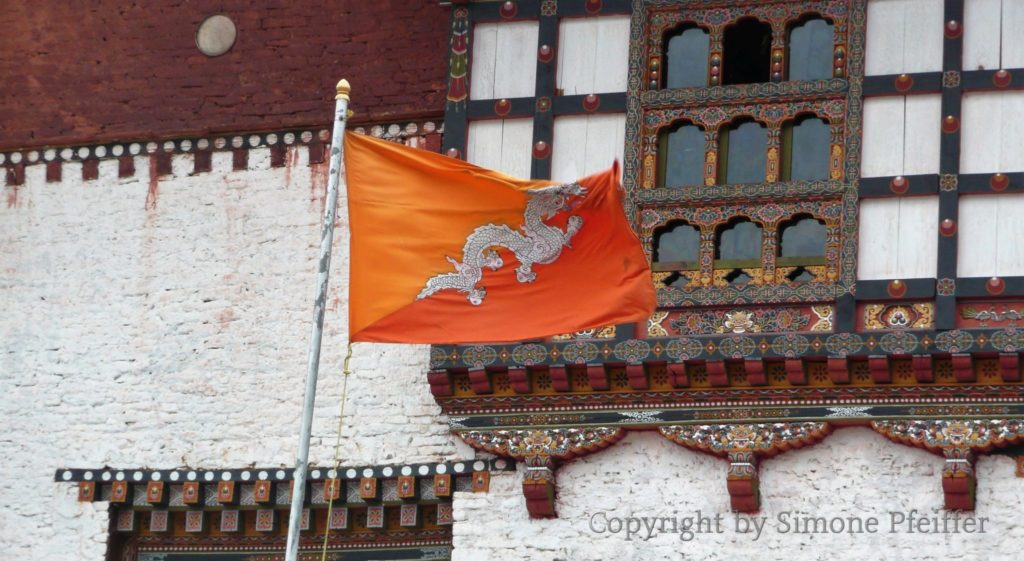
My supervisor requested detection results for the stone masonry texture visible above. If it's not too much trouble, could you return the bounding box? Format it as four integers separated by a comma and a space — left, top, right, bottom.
0, 1, 450, 151
0, 150, 467, 560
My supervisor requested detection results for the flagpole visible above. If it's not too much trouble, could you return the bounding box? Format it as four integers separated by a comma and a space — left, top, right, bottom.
284, 78, 351, 561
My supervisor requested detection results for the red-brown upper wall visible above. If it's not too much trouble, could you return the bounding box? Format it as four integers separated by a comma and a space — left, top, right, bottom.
0, 1, 450, 151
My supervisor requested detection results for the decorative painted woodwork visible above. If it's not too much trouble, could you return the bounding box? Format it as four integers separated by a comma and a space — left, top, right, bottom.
872, 419, 1024, 510
458, 428, 625, 518
659, 423, 831, 512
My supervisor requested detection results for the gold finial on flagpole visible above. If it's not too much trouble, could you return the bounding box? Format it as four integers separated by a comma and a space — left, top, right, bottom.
336, 79, 351, 101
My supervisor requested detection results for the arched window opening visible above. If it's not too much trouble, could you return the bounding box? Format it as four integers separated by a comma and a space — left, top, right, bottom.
654, 221, 701, 265
718, 119, 767, 184
781, 115, 830, 181
658, 123, 705, 188
786, 267, 817, 282
723, 18, 772, 85
664, 24, 710, 89
778, 215, 827, 259
724, 269, 754, 286
787, 16, 834, 81
715, 218, 763, 261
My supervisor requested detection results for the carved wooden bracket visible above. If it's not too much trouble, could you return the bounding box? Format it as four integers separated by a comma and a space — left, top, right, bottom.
659, 422, 832, 513
871, 419, 1024, 511
457, 428, 625, 518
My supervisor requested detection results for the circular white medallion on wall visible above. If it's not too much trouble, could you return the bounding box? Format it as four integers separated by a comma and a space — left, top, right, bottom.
195, 14, 237, 57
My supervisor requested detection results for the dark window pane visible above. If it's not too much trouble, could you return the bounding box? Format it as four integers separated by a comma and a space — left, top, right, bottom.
655, 222, 700, 263
717, 220, 762, 260
659, 125, 705, 187
788, 18, 833, 81
789, 117, 830, 181
724, 121, 767, 184
780, 217, 826, 257
723, 19, 772, 85
725, 269, 753, 285
665, 27, 710, 88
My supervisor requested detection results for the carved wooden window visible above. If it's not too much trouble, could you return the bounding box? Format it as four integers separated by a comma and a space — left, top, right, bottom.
722, 18, 773, 85
787, 16, 834, 81
654, 220, 700, 266
718, 119, 768, 184
657, 121, 705, 187
663, 24, 710, 88
781, 115, 830, 181
634, 0, 852, 326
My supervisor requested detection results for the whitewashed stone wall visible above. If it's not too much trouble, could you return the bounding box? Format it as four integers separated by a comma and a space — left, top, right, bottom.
0, 147, 465, 560
5, 147, 1024, 561
453, 429, 1023, 561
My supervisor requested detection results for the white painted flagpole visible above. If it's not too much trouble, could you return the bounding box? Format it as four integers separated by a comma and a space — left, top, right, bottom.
284, 78, 351, 561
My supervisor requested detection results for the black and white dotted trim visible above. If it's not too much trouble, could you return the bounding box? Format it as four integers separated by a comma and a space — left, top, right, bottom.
55, 457, 510, 484
4, 121, 442, 167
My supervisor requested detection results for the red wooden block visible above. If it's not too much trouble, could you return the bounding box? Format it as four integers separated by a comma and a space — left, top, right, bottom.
253, 480, 273, 503
999, 353, 1021, 382
785, 359, 806, 385
586, 365, 609, 390
951, 354, 975, 382
548, 366, 571, 392
216, 481, 236, 504
508, 368, 531, 393
118, 155, 135, 178
324, 479, 342, 501
912, 355, 934, 382
82, 159, 99, 181
77, 482, 96, 502
182, 481, 201, 505
827, 357, 849, 384
146, 481, 165, 504
427, 370, 453, 397
397, 475, 417, 499
359, 477, 379, 501
869, 356, 891, 383
744, 359, 767, 386
433, 474, 452, 498
669, 363, 690, 387
626, 364, 648, 390
706, 360, 728, 387
468, 369, 493, 394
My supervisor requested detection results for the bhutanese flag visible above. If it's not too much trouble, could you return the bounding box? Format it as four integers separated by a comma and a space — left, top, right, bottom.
345, 132, 656, 344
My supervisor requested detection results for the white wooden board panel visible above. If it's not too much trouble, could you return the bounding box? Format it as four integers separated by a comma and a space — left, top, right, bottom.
551, 116, 589, 182
551, 114, 626, 182
901, 0, 944, 73
866, 0, 942, 75
961, 92, 1003, 174
494, 22, 539, 99
466, 119, 505, 171
958, 195, 1000, 276
902, 94, 941, 175
581, 113, 626, 177
999, 92, 1024, 172
558, 18, 598, 96
896, 196, 938, 279
1002, 0, 1024, 68
470, 24, 499, 100
866, 0, 905, 76
996, 194, 1024, 275
963, 0, 1002, 71
498, 118, 534, 179
861, 97, 906, 178
591, 17, 631, 94
858, 198, 902, 279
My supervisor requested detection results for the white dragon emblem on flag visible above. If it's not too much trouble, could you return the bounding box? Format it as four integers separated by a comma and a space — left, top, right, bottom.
416, 181, 587, 305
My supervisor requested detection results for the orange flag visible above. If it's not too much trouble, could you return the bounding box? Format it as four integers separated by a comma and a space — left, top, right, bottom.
345, 132, 656, 344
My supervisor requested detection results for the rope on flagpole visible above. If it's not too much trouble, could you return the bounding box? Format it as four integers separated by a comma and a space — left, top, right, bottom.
320, 342, 353, 561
